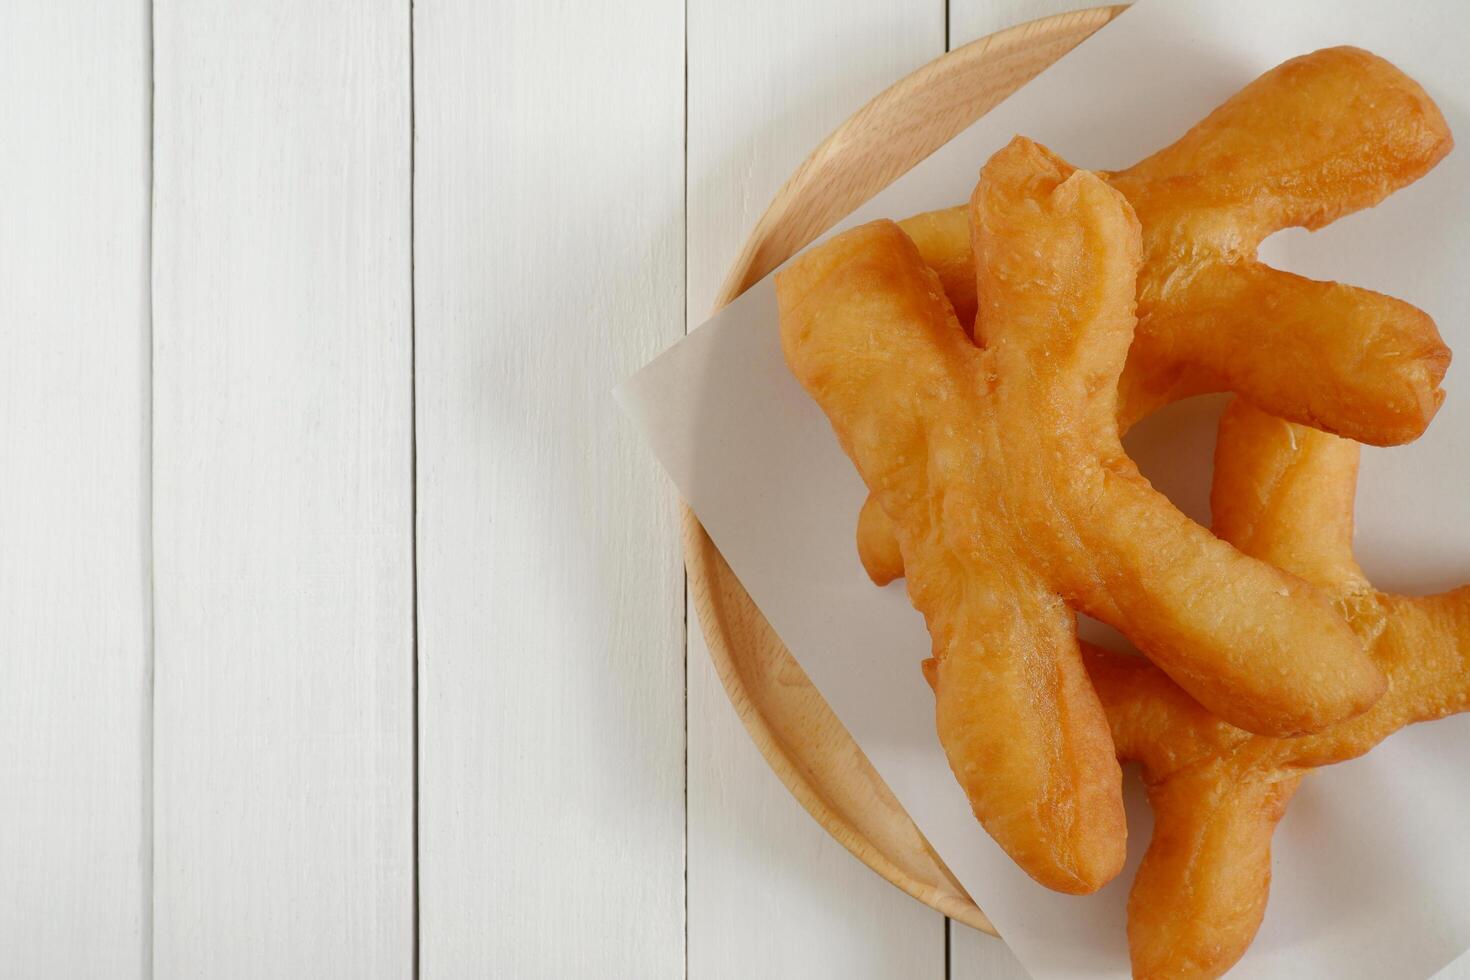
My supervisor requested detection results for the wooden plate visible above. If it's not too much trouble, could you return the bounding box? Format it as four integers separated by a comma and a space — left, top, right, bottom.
685, 5, 1128, 940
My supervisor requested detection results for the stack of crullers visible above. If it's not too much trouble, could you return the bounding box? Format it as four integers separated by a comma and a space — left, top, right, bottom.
776, 47, 1469, 979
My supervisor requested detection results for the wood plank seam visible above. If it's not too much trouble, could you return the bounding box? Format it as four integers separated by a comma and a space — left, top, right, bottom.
146, 1, 157, 975
408, 1, 421, 976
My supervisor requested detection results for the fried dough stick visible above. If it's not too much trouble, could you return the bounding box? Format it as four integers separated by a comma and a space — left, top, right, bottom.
1086, 399, 1470, 979
776, 139, 1381, 891
860, 46, 1452, 584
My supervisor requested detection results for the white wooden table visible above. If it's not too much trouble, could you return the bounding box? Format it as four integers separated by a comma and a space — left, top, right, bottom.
0, 2, 1097, 977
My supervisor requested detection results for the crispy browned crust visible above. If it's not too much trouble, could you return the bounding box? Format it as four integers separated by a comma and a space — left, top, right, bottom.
778, 171, 1128, 894
862, 46, 1453, 583
776, 139, 1385, 892
1086, 399, 1470, 979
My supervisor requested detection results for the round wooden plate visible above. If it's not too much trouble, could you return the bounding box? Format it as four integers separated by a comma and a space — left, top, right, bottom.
685, 5, 1128, 940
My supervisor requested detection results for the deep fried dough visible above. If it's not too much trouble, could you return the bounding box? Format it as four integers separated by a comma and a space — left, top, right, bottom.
778, 182, 1127, 894
1118, 46, 1451, 440
1087, 399, 1470, 979
777, 139, 1383, 890
860, 46, 1452, 584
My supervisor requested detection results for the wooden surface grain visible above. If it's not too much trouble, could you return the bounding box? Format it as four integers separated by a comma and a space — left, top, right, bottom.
951, 0, 1105, 50
151, 1, 414, 975
413, 0, 687, 975
0, 3, 151, 976
0, 3, 1295, 979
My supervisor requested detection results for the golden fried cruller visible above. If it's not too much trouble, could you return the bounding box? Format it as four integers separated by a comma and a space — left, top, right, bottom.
1086, 399, 1470, 979
858, 46, 1452, 585
776, 138, 1383, 892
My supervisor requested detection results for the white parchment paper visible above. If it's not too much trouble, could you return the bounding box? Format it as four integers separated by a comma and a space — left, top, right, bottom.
618, 1, 1470, 975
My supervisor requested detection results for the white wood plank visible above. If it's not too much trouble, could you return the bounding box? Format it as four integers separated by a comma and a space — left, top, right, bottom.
949, 0, 1098, 48
685, 1, 948, 976
413, 2, 686, 976
0, 4, 150, 976
150, 2, 414, 976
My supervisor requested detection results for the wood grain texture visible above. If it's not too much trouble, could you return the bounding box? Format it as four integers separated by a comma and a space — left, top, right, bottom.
685, 4, 950, 974
952, 0, 1106, 51
685, 4, 1126, 955
0, 3, 150, 976
150, 2, 414, 976
0, 4, 1119, 975
413, 1, 686, 976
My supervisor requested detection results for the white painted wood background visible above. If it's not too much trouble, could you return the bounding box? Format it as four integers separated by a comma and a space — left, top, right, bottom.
23, 2, 1464, 979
